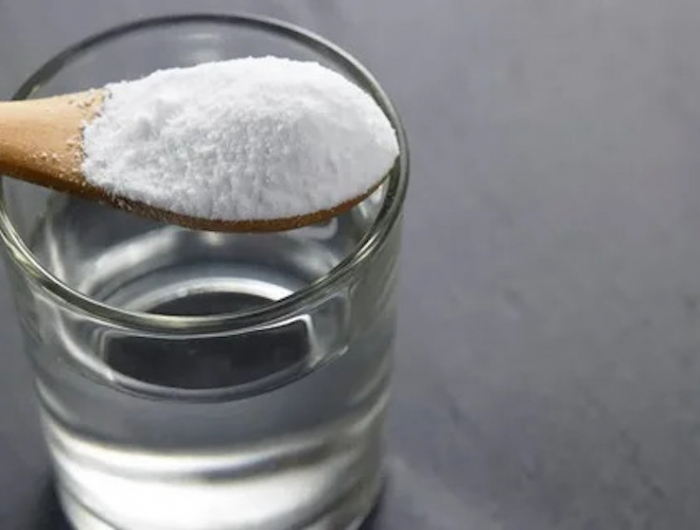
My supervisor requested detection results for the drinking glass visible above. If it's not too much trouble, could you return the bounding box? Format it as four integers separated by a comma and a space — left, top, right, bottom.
0, 14, 408, 530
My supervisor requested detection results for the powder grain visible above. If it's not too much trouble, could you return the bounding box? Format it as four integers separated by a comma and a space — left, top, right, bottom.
82, 57, 399, 222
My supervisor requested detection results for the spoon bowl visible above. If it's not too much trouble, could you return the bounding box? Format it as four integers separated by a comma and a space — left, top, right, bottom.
0, 90, 385, 232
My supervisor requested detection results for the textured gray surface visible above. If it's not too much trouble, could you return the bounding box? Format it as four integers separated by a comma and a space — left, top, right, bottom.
3, 1, 700, 529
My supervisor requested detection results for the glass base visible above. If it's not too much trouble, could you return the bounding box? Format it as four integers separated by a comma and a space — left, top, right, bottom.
57, 471, 382, 530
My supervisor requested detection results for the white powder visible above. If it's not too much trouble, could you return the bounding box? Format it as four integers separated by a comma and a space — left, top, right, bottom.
82, 56, 399, 221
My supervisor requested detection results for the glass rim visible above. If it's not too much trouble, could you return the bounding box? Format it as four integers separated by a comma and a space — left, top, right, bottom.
0, 13, 409, 334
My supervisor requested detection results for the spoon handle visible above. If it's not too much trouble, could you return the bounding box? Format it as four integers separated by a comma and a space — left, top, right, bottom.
0, 91, 104, 193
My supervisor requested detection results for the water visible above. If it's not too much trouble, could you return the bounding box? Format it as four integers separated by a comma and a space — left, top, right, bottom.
19, 194, 397, 530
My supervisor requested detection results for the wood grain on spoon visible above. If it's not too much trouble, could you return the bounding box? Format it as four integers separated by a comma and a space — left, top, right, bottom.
0, 90, 381, 232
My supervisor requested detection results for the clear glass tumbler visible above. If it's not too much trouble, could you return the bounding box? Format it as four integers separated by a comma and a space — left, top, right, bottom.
0, 14, 408, 530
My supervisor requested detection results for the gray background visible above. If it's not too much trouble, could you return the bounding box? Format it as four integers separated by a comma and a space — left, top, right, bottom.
2, 1, 700, 528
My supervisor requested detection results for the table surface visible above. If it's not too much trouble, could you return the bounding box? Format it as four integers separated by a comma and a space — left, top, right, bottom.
3, 1, 700, 528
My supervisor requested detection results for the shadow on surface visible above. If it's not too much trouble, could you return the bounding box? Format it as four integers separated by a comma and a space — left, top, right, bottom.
28, 480, 70, 530
359, 492, 385, 529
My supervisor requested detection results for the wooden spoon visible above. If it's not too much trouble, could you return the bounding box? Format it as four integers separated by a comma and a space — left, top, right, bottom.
0, 90, 381, 232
